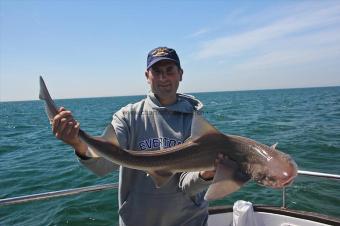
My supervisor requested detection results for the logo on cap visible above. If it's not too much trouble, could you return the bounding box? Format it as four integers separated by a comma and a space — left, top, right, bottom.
151, 47, 171, 57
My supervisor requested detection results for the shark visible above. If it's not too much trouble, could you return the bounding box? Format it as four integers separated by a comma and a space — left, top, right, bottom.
39, 76, 298, 201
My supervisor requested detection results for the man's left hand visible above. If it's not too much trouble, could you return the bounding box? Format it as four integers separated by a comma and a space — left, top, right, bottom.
199, 153, 226, 180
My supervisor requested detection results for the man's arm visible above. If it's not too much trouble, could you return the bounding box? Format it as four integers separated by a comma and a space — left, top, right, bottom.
78, 108, 131, 176
52, 107, 85, 154
179, 172, 213, 197
179, 154, 236, 197
52, 107, 118, 176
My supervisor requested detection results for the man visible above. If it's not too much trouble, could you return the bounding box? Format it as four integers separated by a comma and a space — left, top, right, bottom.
52, 47, 223, 226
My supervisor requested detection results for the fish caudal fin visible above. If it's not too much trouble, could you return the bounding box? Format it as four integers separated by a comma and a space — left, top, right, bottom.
39, 76, 58, 122
147, 170, 175, 188
204, 162, 250, 201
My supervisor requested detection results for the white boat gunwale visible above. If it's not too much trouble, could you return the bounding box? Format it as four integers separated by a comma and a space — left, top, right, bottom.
208, 205, 340, 225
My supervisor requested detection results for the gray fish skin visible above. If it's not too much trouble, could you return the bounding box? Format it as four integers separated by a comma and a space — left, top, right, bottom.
39, 76, 298, 200
79, 129, 297, 189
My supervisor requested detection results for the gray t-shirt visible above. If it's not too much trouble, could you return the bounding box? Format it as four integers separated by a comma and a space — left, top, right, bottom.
79, 92, 212, 226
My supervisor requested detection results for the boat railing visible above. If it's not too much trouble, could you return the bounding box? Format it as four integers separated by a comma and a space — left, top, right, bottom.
281, 170, 340, 208
0, 170, 339, 207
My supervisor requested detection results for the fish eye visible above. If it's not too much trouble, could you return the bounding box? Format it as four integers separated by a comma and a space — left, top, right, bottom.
255, 173, 266, 183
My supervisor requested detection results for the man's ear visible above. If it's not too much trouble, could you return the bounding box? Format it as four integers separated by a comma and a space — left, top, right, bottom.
179, 69, 183, 81
145, 70, 150, 84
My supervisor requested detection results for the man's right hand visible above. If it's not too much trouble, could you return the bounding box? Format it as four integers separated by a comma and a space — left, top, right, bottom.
52, 107, 88, 157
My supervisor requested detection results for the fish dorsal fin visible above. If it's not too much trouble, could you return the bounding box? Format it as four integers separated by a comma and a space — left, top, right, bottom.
147, 170, 175, 188
190, 112, 221, 140
83, 124, 120, 158
271, 142, 278, 149
101, 124, 120, 146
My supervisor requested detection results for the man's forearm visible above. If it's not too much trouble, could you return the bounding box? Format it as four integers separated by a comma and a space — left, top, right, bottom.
179, 172, 213, 197
73, 141, 90, 160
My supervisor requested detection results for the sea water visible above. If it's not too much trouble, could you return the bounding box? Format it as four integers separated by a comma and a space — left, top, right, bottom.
1, 87, 339, 225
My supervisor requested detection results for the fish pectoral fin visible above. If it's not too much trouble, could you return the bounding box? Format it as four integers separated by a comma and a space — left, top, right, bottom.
204, 163, 250, 201
147, 170, 174, 188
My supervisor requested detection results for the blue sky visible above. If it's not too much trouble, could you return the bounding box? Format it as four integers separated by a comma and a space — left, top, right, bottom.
1, 0, 340, 101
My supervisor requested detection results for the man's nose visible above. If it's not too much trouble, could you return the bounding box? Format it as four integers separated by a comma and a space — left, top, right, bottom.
159, 71, 167, 80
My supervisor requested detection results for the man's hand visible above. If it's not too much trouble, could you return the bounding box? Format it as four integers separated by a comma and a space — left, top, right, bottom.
52, 107, 88, 157
199, 154, 236, 181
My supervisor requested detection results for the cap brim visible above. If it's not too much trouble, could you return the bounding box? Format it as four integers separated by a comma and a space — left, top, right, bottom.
147, 57, 178, 70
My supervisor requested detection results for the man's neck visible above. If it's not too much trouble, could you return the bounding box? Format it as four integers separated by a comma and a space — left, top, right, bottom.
155, 94, 177, 106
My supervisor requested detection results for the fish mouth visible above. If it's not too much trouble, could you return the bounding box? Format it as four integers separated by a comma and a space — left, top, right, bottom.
271, 176, 295, 188
260, 178, 291, 188
256, 170, 297, 188
282, 168, 298, 187
282, 176, 295, 187
257, 157, 298, 188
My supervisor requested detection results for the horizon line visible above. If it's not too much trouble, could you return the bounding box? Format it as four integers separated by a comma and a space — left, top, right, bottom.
1, 84, 339, 103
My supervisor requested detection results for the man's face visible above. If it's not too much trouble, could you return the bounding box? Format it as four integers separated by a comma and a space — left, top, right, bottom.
145, 60, 183, 103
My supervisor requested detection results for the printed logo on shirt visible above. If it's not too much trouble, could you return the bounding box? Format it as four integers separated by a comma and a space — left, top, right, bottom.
139, 137, 182, 150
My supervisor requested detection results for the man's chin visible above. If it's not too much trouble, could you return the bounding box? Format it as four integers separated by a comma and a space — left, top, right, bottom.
157, 88, 174, 95
155, 91, 176, 99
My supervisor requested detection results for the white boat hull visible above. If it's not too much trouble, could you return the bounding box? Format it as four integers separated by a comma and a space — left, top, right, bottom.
208, 206, 339, 226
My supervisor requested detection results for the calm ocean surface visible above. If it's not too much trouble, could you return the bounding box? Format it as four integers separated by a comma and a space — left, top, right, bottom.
1, 87, 340, 225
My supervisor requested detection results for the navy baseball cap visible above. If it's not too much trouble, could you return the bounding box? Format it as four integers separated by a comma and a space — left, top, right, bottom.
147, 47, 181, 70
